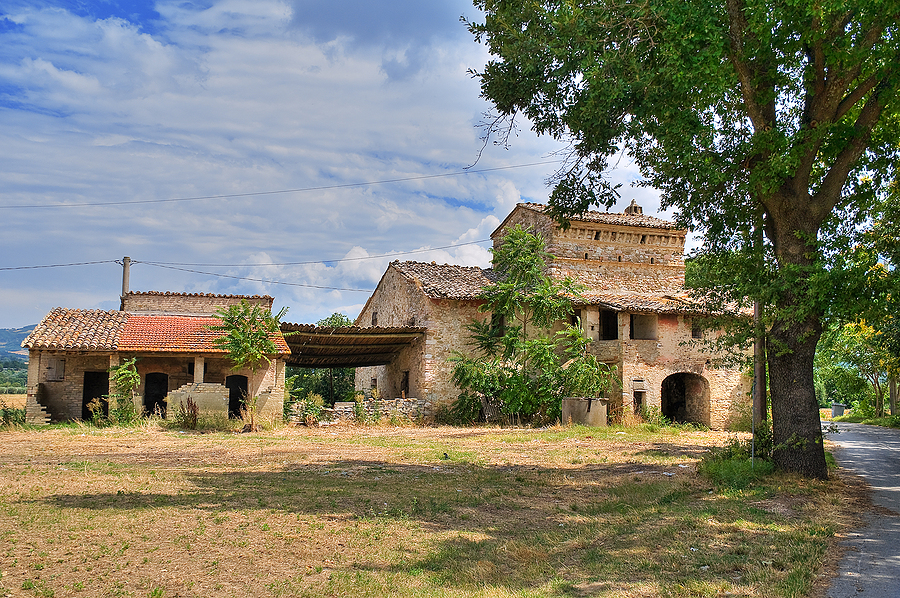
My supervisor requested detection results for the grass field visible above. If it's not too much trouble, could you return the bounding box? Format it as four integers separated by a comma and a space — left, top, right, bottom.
0, 423, 856, 598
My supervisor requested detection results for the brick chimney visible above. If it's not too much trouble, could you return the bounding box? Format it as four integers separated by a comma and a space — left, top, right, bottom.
624, 199, 643, 215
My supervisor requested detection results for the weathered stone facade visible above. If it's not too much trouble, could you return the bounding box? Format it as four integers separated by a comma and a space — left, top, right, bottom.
355, 264, 491, 405
23, 293, 288, 423
355, 202, 750, 430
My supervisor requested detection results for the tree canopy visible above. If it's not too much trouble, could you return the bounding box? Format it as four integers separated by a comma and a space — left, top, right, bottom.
469, 0, 900, 477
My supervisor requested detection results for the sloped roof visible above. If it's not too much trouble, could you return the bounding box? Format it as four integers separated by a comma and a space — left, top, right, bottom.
280, 323, 425, 368
494, 202, 682, 236
579, 290, 749, 316
391, 261, 497, 300
23, 309, 289, 354
23, 308, 128, 351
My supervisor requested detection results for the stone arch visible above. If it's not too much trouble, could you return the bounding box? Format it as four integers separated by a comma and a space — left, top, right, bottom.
661, 373, 710, 426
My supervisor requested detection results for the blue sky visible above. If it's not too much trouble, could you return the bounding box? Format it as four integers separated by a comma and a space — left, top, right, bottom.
0, 0, 666, 329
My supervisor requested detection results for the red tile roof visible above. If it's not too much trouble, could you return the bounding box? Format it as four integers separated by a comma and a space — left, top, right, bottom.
24, 309, 290, 354
118, 315, 228, 353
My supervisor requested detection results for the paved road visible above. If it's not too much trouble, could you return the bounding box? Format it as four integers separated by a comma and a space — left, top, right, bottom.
825, 422, 900, 598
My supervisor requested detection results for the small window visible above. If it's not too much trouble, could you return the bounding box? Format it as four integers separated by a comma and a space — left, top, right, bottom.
46, 357, 66, 381
594, 231, 601, 240
640, 235, 646, 244
584, 252, 589, 260
692, 320, 703, 339
570, 309, 582, 327
650, 257, 655, 264
600, 310, 618, 340
617, 255, 623, 262
371, 311, 378, 326
370, 377, 377, 390
491, 313, 506, 336
630, 314, 658, 340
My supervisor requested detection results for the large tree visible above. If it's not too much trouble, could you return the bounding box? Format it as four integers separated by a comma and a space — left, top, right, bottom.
469, 0, 900, 477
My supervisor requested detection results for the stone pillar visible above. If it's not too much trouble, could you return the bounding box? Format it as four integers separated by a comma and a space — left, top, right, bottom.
194, 356, 205, 383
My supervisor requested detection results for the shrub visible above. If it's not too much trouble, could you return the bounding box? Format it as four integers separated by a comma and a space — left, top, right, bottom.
290, 393, 324, 426
174, 398, 200, 430
0, 399, 25, 427
698, 423, 774, 489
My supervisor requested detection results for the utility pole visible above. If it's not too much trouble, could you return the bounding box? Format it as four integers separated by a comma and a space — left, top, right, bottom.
120, 257, 131, 308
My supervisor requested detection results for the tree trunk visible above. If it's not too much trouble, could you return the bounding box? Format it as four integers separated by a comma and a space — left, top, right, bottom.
890, 376, 898, 416
768, 313, 828, 479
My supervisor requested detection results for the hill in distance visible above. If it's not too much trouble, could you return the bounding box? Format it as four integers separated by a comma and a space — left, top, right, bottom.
0, 326, 34, 360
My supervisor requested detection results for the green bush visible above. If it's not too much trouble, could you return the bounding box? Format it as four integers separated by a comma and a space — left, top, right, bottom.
698, 423, 774, 489
0, 399, 25, 426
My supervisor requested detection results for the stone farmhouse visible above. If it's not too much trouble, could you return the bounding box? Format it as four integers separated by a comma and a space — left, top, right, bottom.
356, 202, 749, 429
22, 292, 289, 424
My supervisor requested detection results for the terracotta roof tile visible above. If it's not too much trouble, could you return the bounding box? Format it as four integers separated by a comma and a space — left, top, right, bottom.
516, 202, 681, 230
24, 309, 290, 355
391, 261, 498, 300
23, 309, 128, 351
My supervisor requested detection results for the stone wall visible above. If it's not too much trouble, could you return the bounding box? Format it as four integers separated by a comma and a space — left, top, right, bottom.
121, 292, 273, 315
355, 265, 489, 410
26, 350, 114, 421
320, 397, 432, 423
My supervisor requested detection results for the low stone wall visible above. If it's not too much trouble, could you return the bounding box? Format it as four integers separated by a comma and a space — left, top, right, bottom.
165, 383, 229, 414
324, 398, 432, 423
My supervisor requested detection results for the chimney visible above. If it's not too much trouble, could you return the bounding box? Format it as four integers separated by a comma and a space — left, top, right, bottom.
624, 199, 642, 215
120, 256, 131, 310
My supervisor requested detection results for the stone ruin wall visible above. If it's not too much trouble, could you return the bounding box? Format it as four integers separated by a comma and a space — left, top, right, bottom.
121, 292, 273, 315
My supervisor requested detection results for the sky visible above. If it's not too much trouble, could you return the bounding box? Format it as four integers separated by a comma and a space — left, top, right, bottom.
0, 0, 669, 329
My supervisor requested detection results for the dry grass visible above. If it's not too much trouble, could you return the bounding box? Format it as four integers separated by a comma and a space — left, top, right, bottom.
0, 423, 856, 598
1, 394, 26, 409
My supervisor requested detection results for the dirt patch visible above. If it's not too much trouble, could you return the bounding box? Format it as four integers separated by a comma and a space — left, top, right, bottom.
0, 424, 856, 598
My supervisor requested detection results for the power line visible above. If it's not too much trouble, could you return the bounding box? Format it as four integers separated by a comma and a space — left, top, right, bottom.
0, 160, 561, 210
140, 263, 373, 292
0, 260, 118, 271
138, 239, 492, 267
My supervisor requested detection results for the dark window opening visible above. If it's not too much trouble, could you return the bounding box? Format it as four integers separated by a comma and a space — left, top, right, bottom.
584, 252, 589, 260
370, 377, 377, 390
594, 231, 601, 240
600, 310, 618, 340
491, 313, 506, 337
692, 320, 703, 339
633, 391, 645, 414
570, 309, 582, 328
640, 235, 646, 244
650, 257, 655, 264
371, 311, 378, 326
617, 255, 623, 262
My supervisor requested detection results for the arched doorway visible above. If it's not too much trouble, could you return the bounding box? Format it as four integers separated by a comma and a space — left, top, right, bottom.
661, 373, 710, 426
144, 373, 169, 417
225, 375, 248, 419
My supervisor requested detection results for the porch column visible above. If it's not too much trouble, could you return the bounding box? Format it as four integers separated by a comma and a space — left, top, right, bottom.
194, 356, 205, 383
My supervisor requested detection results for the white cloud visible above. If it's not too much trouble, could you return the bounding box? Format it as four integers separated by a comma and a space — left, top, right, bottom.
0, 0, 674, 329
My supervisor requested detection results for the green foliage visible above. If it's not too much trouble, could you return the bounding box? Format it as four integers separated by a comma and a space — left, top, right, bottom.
0, 398, 25, 427
286, 313, 355, 406
451, 226, 616, 425
698, 423, 775, 489
468, 0, 900, 478
209, 300, 289, 431
0, 357, 27, 394
288, 392, 324, 426
210, 301, 287, 374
